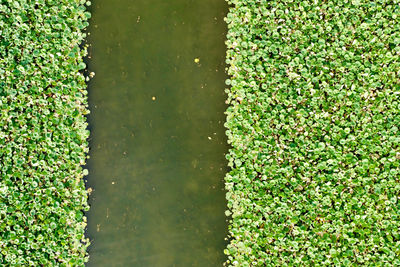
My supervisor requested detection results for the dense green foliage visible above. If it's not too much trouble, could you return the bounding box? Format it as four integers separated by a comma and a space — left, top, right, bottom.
0, 0, 91, 265
224, 0, 400, 265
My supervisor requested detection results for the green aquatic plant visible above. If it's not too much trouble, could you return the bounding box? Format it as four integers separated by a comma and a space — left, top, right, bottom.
224, 0, 400, 265
0, 0, 91, 265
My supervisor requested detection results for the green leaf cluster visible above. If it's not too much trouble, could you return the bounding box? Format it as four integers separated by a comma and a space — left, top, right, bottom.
0, 0, 91, 265
224, 0, 400, 265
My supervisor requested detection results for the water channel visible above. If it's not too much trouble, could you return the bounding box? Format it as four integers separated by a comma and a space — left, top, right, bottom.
85, 0, 229, 266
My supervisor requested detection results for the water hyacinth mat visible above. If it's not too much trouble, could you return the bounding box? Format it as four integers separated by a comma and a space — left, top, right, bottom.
223, 0, 400, 266
0, 1, 91, 266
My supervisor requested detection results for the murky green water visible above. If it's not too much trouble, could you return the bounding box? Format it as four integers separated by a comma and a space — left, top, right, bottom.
85, 1, 229, 266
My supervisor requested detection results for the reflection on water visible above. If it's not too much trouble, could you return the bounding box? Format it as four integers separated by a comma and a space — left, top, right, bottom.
85, 0, 229, 266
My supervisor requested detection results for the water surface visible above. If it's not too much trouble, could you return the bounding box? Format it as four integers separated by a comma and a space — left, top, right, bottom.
85, 0, 229, 266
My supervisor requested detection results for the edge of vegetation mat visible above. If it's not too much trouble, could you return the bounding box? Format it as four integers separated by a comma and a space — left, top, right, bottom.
0, 1, 91, 265
224, 0, 400, 265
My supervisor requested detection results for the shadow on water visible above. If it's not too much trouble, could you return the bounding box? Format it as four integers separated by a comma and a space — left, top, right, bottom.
85, 0, 229, 266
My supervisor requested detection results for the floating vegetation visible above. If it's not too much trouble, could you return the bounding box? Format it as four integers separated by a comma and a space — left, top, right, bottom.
224, 0, 400, 265
0, 0, 91, 265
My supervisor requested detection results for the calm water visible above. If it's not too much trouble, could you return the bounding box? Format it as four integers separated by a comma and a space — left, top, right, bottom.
85, 0, 229, 266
